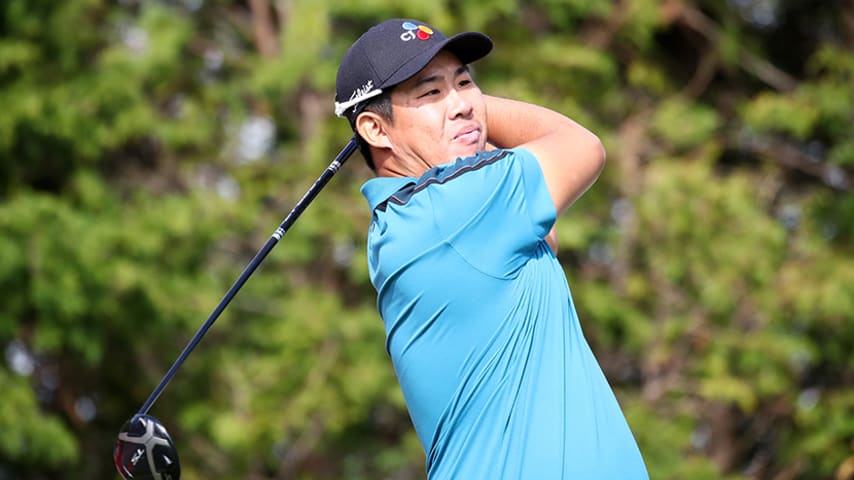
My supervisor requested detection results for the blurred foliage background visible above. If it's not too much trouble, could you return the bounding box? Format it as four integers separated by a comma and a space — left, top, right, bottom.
1, 0, 853, 479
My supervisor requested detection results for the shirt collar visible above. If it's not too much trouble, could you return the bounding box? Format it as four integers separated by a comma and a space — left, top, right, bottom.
361, 176, 416, 212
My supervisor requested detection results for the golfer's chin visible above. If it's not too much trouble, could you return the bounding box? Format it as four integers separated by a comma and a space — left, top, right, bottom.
448, 141, 485, 162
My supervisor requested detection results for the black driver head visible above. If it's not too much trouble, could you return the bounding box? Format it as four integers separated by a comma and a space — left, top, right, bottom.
114, 414, 181, 480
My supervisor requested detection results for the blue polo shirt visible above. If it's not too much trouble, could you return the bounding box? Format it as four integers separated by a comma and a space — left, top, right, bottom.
361, 148, 648, 479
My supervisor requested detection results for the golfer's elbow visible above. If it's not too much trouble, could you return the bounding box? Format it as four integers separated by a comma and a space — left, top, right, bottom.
591, 134, 607, 181
573, 126, 607, 187
527, 118, 607, 213
555, 127, 606, 212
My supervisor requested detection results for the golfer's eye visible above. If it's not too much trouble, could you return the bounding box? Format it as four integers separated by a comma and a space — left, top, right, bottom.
420, 89, 440, 98
459, 79, 472, 87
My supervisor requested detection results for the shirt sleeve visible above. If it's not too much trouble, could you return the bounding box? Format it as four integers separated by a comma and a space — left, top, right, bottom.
431, 148, 557, 278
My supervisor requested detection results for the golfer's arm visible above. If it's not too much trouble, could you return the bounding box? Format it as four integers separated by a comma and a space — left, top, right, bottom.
485, 94, 606, 214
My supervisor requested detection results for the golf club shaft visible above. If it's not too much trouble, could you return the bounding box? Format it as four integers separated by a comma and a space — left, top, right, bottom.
138, 137, 358, 415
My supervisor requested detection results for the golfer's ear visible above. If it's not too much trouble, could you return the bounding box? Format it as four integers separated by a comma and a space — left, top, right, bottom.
355, 112, 391, 149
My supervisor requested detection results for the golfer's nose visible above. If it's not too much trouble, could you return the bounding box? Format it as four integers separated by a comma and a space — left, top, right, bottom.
448, 88, 473, 119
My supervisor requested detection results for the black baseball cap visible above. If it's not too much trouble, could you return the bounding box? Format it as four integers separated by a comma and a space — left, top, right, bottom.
335, 19, 493, 124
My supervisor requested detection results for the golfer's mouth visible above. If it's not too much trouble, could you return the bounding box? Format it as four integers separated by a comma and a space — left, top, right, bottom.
453, 125, 481, 144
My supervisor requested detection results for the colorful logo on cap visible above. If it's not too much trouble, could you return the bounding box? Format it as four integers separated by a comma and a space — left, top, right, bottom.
400, 22, 433, 41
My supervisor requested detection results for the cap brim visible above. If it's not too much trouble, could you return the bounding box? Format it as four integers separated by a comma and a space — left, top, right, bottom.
382, 31, 493, 89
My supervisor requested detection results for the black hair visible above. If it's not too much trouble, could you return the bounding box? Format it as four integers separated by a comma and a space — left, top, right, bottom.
352, 88, 394, 171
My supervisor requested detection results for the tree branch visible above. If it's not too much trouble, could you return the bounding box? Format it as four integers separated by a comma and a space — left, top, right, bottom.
248, 0, 279, 58
673, 2, 799, 93
735, 133, 853, 192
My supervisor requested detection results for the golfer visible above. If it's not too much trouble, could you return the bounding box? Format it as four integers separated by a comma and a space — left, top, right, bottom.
335, 19, 649, 479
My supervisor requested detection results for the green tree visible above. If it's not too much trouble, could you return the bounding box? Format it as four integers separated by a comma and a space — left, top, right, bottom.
0, 0, 851, 478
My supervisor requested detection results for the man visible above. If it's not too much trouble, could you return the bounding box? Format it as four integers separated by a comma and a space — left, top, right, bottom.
335, 19, 648, 479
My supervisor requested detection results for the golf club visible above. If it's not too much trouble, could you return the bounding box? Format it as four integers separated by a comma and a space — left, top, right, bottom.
114, 137, 358, 480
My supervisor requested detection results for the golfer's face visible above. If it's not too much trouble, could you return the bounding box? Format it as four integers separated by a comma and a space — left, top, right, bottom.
389, 51, 487, 166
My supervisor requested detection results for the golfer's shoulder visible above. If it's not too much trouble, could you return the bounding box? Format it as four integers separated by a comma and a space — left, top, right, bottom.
415, 149, 511, 185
